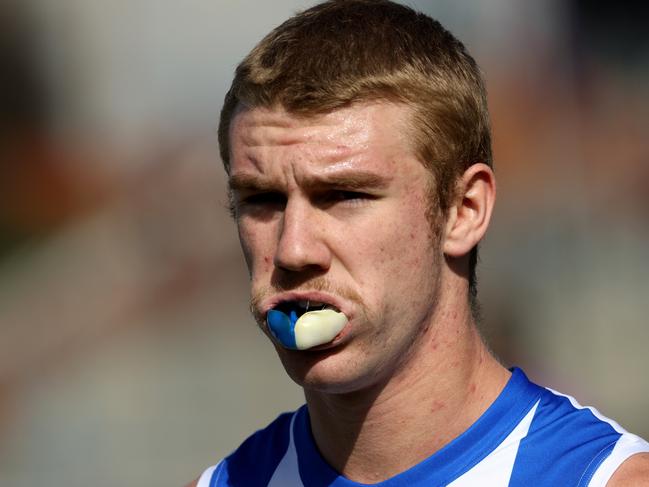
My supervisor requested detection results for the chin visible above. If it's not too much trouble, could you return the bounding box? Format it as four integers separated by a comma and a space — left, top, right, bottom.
276, 344, 379, 395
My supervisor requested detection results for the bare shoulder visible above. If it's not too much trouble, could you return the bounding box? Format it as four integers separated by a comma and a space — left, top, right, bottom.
183, 478, 199, 487
607, 453, 649, 486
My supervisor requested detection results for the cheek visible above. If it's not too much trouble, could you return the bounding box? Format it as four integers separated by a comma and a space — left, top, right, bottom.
340, 219, 435, 292
372, 202, 435, 265
361, 205, 439, 291
237, 221, 276, 276
378, 231, 431, 272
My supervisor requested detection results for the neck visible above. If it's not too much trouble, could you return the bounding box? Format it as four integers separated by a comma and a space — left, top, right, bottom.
304, 297, 510, 483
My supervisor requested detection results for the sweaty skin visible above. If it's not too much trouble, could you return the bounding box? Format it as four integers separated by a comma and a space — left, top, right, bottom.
267, 309, 348, 350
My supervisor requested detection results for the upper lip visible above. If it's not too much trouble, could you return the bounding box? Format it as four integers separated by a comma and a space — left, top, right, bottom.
261, 291, 348, 318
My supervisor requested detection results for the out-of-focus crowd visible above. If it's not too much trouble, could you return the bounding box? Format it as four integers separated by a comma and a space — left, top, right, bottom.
1, 1, 647, 485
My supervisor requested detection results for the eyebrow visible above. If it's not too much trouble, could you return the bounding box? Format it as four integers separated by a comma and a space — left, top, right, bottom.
228, 173, 277, 193
228, 170, 392, 193
303, 171, 391, 191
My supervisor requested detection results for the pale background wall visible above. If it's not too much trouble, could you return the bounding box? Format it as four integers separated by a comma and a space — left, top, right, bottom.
0, 1, 647, 485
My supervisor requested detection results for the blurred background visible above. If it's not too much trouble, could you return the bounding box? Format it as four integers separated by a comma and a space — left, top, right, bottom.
0, 0, 647, 485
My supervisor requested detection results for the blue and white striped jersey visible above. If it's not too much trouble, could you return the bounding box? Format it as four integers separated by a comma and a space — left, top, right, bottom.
197, 368, 649, 486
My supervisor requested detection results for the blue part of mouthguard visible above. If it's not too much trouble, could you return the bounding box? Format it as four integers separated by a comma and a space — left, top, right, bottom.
267, 309, 298, 349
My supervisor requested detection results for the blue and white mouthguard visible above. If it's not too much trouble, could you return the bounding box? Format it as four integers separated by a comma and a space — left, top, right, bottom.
267, 308, 347, 350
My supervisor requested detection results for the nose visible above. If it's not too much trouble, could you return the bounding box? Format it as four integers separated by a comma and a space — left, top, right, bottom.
274, 198, 331, 273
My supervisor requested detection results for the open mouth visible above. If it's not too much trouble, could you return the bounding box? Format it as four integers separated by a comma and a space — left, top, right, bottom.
272, 300, 340, 317
267, 299, 347, 350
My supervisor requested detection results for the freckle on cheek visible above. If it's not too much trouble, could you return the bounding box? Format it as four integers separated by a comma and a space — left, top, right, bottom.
430, 400, 445, 413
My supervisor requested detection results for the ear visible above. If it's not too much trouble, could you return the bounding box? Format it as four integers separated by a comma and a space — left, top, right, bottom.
443, 163, 496, 257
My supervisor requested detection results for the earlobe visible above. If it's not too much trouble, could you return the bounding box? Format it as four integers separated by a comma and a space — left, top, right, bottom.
443, 163, 496, 257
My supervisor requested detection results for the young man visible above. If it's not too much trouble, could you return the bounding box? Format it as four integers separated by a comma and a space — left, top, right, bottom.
188, 1, 649, 485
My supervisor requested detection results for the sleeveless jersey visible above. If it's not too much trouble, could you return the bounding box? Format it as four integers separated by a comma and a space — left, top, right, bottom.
196, 368, 649, 486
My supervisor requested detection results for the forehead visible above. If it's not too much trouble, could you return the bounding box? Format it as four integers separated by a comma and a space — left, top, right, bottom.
228, 103, 416, 173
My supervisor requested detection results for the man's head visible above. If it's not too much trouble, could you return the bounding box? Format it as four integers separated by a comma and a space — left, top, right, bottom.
220, 0, 496, 392
219, 0, 492, 305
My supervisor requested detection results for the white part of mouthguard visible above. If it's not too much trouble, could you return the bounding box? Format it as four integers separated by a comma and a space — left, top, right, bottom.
294, 309, 348, 350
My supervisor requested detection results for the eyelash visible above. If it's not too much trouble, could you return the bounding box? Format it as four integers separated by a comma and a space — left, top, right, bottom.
322, 191, 373, 206
242, 192, 286, 206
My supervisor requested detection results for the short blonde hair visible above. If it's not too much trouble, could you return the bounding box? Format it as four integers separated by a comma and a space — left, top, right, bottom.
218, 0, 493, 305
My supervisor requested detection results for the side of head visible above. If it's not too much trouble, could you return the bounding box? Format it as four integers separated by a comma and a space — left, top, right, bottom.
218, 0, 493, 312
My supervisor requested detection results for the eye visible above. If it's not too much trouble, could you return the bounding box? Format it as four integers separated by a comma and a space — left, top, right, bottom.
332, 191, 363, 201
235, 192, 286, 217
321, 190, 375, 207
243, 192, 286, 205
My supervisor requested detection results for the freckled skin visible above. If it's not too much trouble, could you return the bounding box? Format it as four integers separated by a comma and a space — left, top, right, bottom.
230, 103, 444, 394
430, 400, 445, 414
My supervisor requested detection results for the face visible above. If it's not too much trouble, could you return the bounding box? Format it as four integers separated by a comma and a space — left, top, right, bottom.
228, 102, 446, 394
